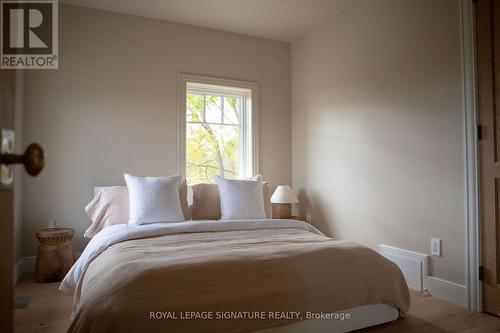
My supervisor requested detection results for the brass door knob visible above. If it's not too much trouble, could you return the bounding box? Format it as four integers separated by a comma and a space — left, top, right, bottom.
0, 143, 45, 176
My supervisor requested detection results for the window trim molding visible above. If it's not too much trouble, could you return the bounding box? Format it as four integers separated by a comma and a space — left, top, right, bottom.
178, 73, 260, 181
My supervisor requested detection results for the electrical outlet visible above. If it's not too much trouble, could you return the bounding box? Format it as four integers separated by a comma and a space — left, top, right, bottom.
306, 214, 312, 224
431, 238, 441, 256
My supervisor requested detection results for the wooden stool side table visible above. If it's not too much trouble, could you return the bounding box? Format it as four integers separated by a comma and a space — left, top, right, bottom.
34, 228, 75, 283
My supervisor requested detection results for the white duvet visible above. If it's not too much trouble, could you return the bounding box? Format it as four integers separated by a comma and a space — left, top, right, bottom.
60, 219, 322, 294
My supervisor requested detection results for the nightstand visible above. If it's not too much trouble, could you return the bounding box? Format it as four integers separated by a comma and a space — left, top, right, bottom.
34, 228, 75, 283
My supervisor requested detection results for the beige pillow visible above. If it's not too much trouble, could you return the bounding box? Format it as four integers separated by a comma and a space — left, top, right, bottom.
190, 184, 221, 220
178, 181, 191, 219
84, 181, 191, 238
84, 186, 128, 238
191, 182, 272, 220
262, 182, 272, 219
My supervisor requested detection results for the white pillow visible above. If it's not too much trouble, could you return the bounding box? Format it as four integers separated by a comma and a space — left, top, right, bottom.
215, 175, 266, 220
124, 173, 185, 225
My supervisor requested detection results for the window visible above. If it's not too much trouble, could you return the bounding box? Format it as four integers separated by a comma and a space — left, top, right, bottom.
179, 74, 258, 185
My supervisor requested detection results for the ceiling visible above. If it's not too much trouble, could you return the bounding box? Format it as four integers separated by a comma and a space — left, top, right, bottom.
62, 0, 342, 42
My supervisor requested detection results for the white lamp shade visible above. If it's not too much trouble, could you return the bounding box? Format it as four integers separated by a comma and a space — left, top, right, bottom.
271, 185, 299, 204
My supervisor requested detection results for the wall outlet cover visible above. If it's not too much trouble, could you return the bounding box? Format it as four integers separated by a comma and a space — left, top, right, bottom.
431, 238, 441, 256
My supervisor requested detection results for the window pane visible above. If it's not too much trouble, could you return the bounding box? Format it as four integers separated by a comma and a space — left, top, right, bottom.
214, 124, 240, 180
186, 123, 218, 185
186, 122, 240, 185
186, 93, 203, 122
205, 95, 222, 124
224, 96, 241, 124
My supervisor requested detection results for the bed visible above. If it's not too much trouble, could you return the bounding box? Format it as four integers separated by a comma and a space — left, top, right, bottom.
60, 218, 410, 333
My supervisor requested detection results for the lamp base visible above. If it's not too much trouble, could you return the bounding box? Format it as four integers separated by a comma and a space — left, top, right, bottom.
273, 203, 291, 219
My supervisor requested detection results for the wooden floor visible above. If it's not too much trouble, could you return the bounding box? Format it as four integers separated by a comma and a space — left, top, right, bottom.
15, 275, 73, 333
13, 274, 500, 332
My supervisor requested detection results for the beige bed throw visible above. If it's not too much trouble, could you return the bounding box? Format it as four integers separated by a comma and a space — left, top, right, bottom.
64, 220, 410, 333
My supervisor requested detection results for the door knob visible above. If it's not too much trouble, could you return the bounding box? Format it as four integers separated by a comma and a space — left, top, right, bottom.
0, 143, 45, 176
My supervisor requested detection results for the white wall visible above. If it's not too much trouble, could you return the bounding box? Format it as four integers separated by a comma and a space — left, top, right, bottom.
291, 0, 466, 285
23, 4, 291, 255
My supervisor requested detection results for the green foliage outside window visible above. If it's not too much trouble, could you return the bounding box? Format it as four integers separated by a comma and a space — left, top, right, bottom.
186, 92, 242, 185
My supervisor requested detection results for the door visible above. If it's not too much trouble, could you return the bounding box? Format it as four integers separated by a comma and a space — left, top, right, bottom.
0, 70, 16, 332
0, 71, 44, 332
477, 0, 500, 315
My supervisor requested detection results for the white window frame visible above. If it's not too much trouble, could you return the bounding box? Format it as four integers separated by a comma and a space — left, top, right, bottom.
178, 73, 259, 182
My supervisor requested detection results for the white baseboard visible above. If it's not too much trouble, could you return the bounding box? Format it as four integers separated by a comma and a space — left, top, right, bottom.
13, 259, 23, 285
14, 252, 82, 285
13, 256, 35, 285
379, 244, 466, 308
424, 276, 466, 308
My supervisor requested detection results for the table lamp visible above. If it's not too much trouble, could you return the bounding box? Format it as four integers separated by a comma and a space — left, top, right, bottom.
271, 185, 299, 219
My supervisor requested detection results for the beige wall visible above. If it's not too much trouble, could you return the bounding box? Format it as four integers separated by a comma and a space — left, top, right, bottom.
291, 0, 466, 284
23, 4, 291, 255
23, 1, 468, 287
